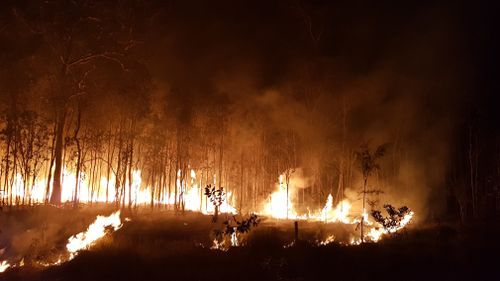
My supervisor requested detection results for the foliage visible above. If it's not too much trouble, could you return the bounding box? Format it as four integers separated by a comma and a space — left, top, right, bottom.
371, 204, 411, 231
355, 143, 389, 178
213, 214, 261, 246
204, 184, 226, 207
222, 214, 260, 236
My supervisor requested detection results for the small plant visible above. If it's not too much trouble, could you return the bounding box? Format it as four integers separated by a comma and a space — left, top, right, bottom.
213, 214, 260, 247
371, 204, 412, 233
224, 214, 260, 235
355, 143, 389, 242
204, 184, 226, 222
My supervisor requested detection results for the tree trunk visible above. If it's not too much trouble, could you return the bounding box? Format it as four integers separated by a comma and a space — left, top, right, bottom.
128, 138, 134, 208
115, 135, 123, 206
361, 176, 367, 242
3, 133, 11, 207
50, 108, 66, 205
73, 104, 82, 208
239, 153, 244, 213
167, 158, 172, 207
105, 123, 114, 204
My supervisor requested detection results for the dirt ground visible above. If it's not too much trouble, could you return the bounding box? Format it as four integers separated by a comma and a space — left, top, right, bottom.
0, 206, 498, 281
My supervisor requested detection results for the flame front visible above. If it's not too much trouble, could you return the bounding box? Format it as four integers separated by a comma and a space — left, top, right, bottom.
261, 177, 358, 224
1, 168, 237, 216
0, 170, 415, 274
261, 174, 415, 245
66, 211, 123, 257
0, 210, 127, 274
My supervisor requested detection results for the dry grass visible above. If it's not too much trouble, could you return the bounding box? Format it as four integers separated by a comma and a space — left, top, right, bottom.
1, 207, 499, 281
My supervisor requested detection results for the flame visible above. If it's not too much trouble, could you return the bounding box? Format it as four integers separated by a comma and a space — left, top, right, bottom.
365, 211, 415, 242
317, 235, 335, 246
35, 258, 63, 267
1, 167, 237, 216
262, 175, 295, 219
66, 211, 123, 258
261, 176, 356, 224
0, 261, 10, 273
0, 211, 128, 274
320, 195, 353, 224
0, 168, 415, 268
262, 173, 414, 245
210, 239, 229, 251
231, 227, 239, 247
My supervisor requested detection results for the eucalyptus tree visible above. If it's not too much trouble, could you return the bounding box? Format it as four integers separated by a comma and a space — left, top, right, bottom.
11, 0, 149, 205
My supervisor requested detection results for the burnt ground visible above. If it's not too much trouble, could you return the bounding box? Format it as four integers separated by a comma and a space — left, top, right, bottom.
0, 207, 499, 281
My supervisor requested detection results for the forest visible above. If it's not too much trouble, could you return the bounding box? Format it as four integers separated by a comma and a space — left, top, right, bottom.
0, 0, 499, 280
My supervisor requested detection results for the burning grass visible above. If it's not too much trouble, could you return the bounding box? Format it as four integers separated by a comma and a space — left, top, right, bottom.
1, 207, 497, 280
0, 206, 406, 267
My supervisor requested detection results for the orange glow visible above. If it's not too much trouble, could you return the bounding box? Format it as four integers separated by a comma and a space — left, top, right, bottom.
1, 168, 237, 215
261, 174, 414, 245
66, 211, 123, 258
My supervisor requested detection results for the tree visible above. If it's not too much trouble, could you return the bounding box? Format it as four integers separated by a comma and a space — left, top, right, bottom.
17, 111, 50, 205
214, 214, 260, 247
204, 184, 226, 222
12, 0, 143, 205
371, 204, 412, 233
355, 143, 388, 242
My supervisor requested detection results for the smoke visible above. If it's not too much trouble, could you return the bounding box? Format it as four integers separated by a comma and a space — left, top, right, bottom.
287, 168, 313, 190
0, 208, 116, 263
143, 1, 466, 219
1, 0, 472, 219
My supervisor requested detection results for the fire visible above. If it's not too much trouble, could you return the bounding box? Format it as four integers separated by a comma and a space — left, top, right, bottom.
262, 175, 295, 219
0, 169, 414, 274
1, 167, 237, 216
0, 261, 10, 273
230, 227, 239, 247
262, 173, 414, 245
365, 210, 415, 242
261, 176, 357, 224
210, 239, 229, 251
211, 229, 240, 251
321, 195, 353, 224
316, 235, 335, 246
66, 211, 123, 258
0, 211, 128, 274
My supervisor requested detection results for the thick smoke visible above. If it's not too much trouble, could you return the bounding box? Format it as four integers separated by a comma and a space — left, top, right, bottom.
142, 1, 468, 218
0, 1, 473, 219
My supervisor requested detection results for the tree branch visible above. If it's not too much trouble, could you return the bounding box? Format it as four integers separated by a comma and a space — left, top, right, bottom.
66, 51, 128, 71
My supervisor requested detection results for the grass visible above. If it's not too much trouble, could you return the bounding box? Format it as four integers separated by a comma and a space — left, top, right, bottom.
0, 206, 499, 280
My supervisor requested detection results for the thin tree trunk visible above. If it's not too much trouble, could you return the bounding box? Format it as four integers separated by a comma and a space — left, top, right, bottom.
361, 176, 367, 242
128, 137, 134, 208
73, 104, 82, 208
3, 134, 11, 207
50, 107, 66, 205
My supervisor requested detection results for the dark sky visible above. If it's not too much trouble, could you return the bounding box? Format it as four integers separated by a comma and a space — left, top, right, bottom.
138, 0, 498, 116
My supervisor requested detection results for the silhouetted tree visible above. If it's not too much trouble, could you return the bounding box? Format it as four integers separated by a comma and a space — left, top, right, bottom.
355, 143, 389, 242
371, 204, 412, 233
204, 184, 225, 222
